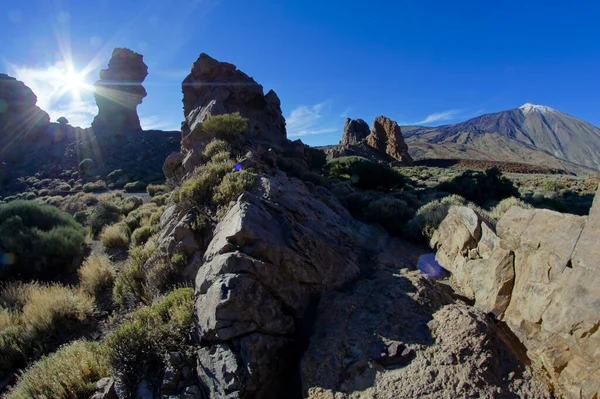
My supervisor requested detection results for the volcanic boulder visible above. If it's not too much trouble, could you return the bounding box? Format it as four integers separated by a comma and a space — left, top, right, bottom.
367, 115, 413, 165
92, 48, 148, 134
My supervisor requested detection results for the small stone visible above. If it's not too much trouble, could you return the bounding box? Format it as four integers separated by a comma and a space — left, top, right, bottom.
441, 353, 457, 365
185, 385, 201, 395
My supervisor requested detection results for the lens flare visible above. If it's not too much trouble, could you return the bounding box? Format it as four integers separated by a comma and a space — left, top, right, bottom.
235, 163, 243, 171
0, 253, 17, 266
417, 253, 444, 279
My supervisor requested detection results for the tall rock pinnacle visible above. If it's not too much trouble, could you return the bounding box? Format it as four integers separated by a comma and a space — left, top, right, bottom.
91, 48, 148, 134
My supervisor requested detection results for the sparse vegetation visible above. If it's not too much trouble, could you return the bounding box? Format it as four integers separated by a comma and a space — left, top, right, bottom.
78, 158, 94, 171
104, 287, 195, 392
147, 183, 168, 196
324, 156, 405, 191
82, 180, 107, 193
5, 340, 109, 399
214, 169, 257, 206
203, 139, 232, 161
131, 225, 155, 248
364, 197, 415, 236
490, 196, 533, 220
437, 167, 516, 205
89, 201, 122, 235
176, 158, 235, 209
100, 223, 131, 248
78, 253, 116, 301
0, 201, 85, 280
202, 112, 248, 137
124, 181, 147, 193
404, 195, 467, 240
541, 179, 565, 192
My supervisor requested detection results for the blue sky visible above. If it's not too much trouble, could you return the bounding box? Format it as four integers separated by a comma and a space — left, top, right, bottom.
2, 0, 599, 146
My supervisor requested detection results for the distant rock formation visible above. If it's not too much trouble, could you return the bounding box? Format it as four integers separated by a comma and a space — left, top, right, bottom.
431, 186, 600, 398
181, 53, 286, 146
367, 116, 413, 164
339, 118, 370, 147
91, 48, 148, 134
0, 73, 50, 156
328, 115, 413, 166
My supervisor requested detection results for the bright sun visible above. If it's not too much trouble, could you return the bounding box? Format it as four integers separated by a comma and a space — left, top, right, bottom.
54, 63, 93, 101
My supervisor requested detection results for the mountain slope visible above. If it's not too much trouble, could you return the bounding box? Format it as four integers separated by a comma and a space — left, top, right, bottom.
404, 104, 600, 174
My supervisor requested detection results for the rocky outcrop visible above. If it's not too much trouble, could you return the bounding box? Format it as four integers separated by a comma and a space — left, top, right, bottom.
191, 172, 378, 397
431, 187, 600, 398
0, 73, 50, 156
339, 118, 370, 147
182, 53, 287, 146
327, 115, 413, 166
367, 116, 413, 164
92, 48, 148, 134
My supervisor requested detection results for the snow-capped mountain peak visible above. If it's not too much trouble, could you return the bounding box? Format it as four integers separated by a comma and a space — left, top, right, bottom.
520, 103, 557, 115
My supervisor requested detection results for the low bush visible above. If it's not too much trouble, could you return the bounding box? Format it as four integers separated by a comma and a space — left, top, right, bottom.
146, 184, 167, 197
404, 195, 467, 240
541, 179, 565, 192
78, 158, 94, 171
214, 170, 257, 206
176, 160, 234, 208
490, 196, 533, 220
203, 139, 232, 161
78, 253, 115, 301
82, 180, 107, 193
121, 196, 144, 214
124, 181, 147, 193
0, 201, 86, 280
364, 197, 415, 236
324, 156, 405, 191
202, 112, 248, 137
113, 238, 158, 307
104, 288, 194, 393
89, 201, 122, 235
5, 340, 109, 399
100, 223, 130, 248
437, 167, 516, 205
150, 192, 169, 206
124, 203, 163, 232
131, 225, 155, 248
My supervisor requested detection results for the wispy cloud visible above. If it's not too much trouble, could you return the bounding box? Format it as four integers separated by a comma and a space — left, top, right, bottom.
140, 115, 180, 131
413, 109, 462, 125
286, 100, 340, 137
339, 107, 352, 118
52, 101, 97, 128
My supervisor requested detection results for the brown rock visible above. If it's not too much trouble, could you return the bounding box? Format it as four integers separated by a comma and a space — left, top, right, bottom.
340, 118, 370, 147
92, 48, 148, 134
366, 116, 413, 165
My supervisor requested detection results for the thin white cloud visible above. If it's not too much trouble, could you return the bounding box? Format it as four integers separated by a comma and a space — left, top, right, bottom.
52, 100, 97, 128
140, 115, 180, 131
413, 109, 462, 125
286, 100, 339, 137
339, 107, 352, 118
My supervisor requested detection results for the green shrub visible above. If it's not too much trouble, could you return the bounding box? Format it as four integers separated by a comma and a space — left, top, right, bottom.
202, 112, 248, 137
364, 197, 415, 236
78, 158, 94, 171
491, 197, 533, 220
121, 196, 144, 214
124, 181, 147, 193
5, 340, 109, 399
83, 180, 107, 193
106, 169, 124, 182
203, 139, 232, 161
324, 156, 405, 191
0, 201, 85, 280
177, 160, 234, 208
90, 201, 123, 235
131, 225, 154, 248
437, 168, 516, 205
104, 288, 194, 393
124, 203, 162, 231
146, 184, 167, 197
541, 179, 565, 192
113, 238, 158, 307
25, 192, 36, 200
214, 170, 257, 206
404, 195, 467, 240
150, 193, 169, 206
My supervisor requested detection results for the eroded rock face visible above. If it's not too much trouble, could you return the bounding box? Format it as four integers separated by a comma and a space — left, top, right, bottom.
192, 172, 378, 397
181, 53, 286, 147
432, 188, 600, 398
92, 48, 148, 134
0, 73, 50, 156
366, 116, 413, 164
340, 118, 370, 147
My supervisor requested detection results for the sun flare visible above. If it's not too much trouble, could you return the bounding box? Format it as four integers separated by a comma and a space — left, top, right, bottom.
55, 63, 93, 101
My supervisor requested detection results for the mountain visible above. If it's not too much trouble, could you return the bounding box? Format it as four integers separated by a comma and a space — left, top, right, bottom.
404, 103, 600, 174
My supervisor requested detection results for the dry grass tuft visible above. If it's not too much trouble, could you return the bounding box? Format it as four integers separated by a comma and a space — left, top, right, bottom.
100, 223, 130, 248
78, 253, 116, 300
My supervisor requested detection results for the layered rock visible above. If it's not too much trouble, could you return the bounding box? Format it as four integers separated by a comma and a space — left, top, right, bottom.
431, 188, 600, 398
367, 116, 413, 164
0, 73, 50, 156
92, 48, 148, 134
339, 118, 370, 147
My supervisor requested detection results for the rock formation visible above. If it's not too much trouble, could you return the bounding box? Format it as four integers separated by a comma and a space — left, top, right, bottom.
181, 53, 286, 146
91, 48, 148, 134
156, 53, 557, 398
431, 187, 600, 398
367, 115, 413, 164
327, 115, 413, 166
0, 73, 50, 156
339, 118, 370, 147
